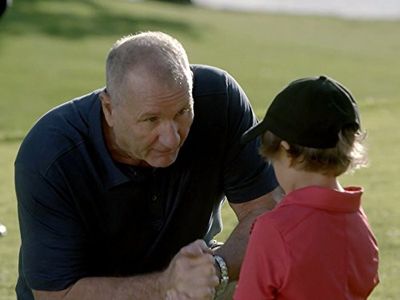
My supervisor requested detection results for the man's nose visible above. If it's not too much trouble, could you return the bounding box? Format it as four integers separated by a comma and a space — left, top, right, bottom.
159, 122, 180, 149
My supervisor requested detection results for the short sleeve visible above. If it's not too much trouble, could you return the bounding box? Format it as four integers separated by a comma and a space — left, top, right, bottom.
222, 74, 278, 203
15, 164, 87, 291
234, 217, 288, 300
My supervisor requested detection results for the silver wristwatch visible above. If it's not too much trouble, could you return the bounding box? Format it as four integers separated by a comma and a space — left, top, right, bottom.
214, 255, 229, 297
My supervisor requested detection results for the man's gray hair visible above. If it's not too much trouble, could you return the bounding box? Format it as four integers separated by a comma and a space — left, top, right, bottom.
105, 31, 192, 102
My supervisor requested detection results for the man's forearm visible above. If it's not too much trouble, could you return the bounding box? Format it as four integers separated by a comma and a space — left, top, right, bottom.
213, 207, 264, 280
33, 272, 166, 300
214, 187, 282, 280
34, 239, 219, 300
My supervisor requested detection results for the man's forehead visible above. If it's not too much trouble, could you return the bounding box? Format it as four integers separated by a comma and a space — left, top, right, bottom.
123, 70, 191, 100
120, 82, 192, 116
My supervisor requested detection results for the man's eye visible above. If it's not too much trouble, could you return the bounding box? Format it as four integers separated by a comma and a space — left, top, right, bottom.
144, 116, 158, 122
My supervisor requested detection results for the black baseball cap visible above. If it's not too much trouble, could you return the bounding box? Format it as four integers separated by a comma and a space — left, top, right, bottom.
241, 75, 360, 148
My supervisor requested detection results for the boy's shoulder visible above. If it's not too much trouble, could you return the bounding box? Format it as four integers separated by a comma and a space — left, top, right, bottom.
254, 195, 316, 236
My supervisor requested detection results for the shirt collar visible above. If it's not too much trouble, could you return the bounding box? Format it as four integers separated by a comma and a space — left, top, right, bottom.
278, 186, 363, 212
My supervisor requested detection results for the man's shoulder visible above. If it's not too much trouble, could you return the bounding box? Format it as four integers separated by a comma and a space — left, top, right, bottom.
15, 89, 102, 172
191, 64, 227, 77
191, 64, 231, 96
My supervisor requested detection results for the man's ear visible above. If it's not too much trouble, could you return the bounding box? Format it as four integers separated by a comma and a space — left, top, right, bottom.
100, 90, 114, 127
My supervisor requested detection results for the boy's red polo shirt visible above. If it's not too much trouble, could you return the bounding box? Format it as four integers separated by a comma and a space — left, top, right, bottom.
234, 186, 379, 300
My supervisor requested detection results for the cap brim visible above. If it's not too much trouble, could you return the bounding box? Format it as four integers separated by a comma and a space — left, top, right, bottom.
240, 121, 268, 144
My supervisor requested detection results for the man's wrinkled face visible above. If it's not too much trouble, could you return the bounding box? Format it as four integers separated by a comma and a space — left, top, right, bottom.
103, 71, 194, 168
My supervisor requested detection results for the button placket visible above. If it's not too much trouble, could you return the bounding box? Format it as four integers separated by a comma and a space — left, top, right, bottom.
149, 170, 164, 231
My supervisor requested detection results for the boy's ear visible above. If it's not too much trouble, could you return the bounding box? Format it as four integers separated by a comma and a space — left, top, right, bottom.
280, 140, 290, 151
281, 140, 295, 167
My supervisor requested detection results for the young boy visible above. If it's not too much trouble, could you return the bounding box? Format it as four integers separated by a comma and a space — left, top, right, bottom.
234, 76, 379, 300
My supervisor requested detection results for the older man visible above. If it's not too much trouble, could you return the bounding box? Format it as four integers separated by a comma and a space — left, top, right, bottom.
15, 31, 279, 299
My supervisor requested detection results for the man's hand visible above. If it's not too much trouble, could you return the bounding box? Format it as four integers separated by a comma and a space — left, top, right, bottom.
163, 239, 219, 300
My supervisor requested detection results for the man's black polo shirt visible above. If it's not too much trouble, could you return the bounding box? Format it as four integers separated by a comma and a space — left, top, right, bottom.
15, 65, 277, 298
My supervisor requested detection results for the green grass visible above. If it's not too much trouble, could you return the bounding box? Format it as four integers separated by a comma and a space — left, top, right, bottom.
1, 0, 399, 298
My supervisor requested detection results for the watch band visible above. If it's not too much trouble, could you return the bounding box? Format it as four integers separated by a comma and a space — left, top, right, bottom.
214, 255, 229, 297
